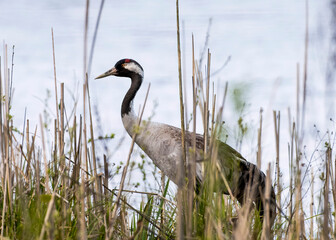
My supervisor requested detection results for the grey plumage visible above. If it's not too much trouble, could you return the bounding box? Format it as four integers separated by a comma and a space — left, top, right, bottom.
96, 58, 276, 227
124, 112, 276, 225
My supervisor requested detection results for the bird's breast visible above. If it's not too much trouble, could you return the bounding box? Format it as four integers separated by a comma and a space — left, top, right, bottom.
122, 115, 182, 184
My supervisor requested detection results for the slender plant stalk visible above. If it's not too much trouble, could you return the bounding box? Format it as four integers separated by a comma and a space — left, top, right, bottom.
323, 147, 331, 239
60, 83, 66, 239
300, 0, 309, 143
190, 34, 197, 233
175, 0, 186, 239
79, 158, 88, 240
296, 63, 300, 138
1, 165, 7, 238
51, 28, 60, 135
39, 115, 50, 193
204, 50, 211, 156
257, 108, 263, 169
310, 168, 314, 239
273, 110, 281, 228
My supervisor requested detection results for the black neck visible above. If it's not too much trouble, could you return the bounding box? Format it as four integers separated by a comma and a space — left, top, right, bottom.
121, 74, 143, 116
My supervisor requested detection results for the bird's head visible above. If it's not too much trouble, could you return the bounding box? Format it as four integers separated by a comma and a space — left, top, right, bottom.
95, 59, 144, 80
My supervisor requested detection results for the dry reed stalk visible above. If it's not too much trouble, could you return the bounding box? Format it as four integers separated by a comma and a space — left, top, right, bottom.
257, 108, 263, 169
300, 0, 309, 142
8, 126, 13, 208
103, 154, 109, 239
3, 45, 9, 158
120, 197, 129, 237
82, 0, 89, 175
1, 165, 7, 237
80, 126, 88, 240
83, 0, 89, 78
310, 168, 314, 239
211, 83, 216, 136
59, 84, 65, 192
25, 127, 37, 182
84, 121, 92, 216
12, 126, 20, 194
77, 0, 95, 194
24, 120, 29, 174
175, 0, 186, 239
77, 116, 83, 182
82, 82, 92, 229
18, 109, 27, 187
158, 174, 168, 234
85, 72, 100, 209
53, 119, 58, 183
39, 115, 50, 193
160, 174, 166, 235
69, 116, 77, 189
2, 45, 14, 226
204, 208, 211, 237
59, 83, 66, 239
51, 28, 60, 134
287, 122, 294, 239
103, 156, 108, 195
287, 108, 295, 236
69, 115, 81, 189
50, 29, 60, 205
296, 63, 300, 137
211, 217, 225, 240
59, 83, 65, 163
203, 51, 212, 238
215, 161, 239, 211
35, 151, 41, 198
293, 18, 309, 239
190, 34, 197, 232
107, 84, 151, 238
273, 111, 281, 227
8, 46, 14, 108
196, 64, 205, 121
98, 173, 103, 204
2, 45, 9, 204
204, 50, 211, 156
185, 31, 194, 240
72, 114, 85, 239
233, 202, 251, 240
322, 147, 331, 239
294, 130, 304, 239
182, 21, 188, 130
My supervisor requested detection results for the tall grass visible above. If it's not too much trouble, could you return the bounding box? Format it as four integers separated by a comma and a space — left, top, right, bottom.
0, 2, 335, 240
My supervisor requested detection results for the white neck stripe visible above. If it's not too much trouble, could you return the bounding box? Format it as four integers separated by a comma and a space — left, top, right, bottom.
124, 62, 144, 77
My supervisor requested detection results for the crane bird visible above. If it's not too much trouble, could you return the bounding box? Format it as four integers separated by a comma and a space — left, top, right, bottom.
95, 58, 276, 226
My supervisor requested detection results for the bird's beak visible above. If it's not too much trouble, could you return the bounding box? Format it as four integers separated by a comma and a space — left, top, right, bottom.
95, 67, 118, 79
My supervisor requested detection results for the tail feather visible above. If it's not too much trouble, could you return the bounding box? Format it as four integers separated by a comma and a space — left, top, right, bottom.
234, 161, 276, 226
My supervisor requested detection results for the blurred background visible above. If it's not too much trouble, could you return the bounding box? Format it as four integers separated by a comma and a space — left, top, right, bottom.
0, 0, 333, 189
